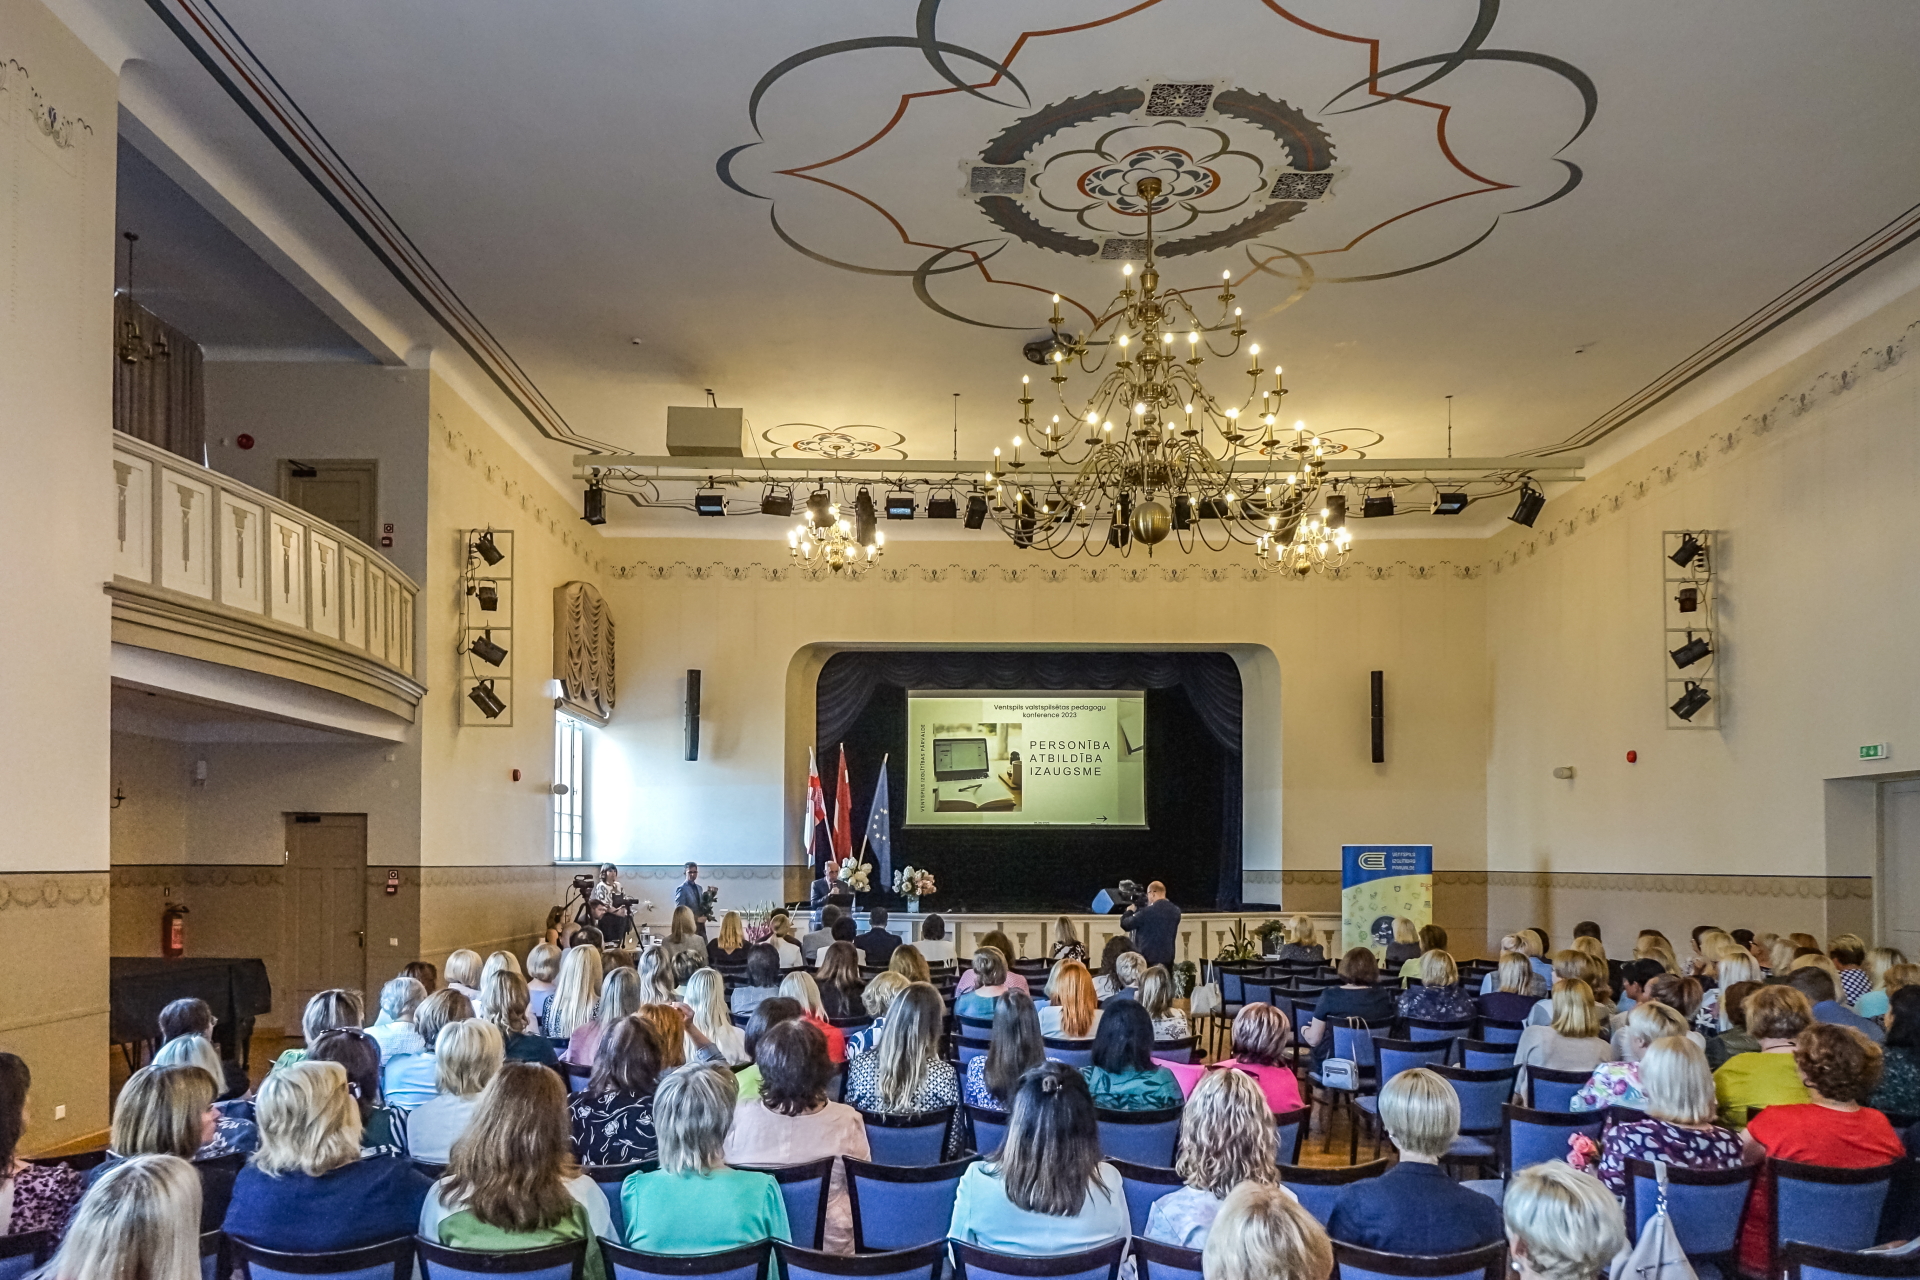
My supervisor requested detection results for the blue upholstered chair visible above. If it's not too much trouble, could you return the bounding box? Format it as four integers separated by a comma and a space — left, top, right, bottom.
199, 1231, 225, 1280
1133, 1240, 1205, 1280
1331, 1239, 1507, 1280
1622, 1157, 1759, 1279
774, 1241, 944, 1280
1352, 1038, 1452, 1162
586, 1161, 655, 1240
1273, 1105, 1311, 1166
1278, 1159, 1391, 1226
949, 1240, 1126, 1280
1782, 1242, 1920, 1280
1770, 1158, 1901, 1259
1475, 1019, 1525, 1047
1523, 1066, 1592, 1113
416, 1238, 586, 1280
843, 1156, 975, 1252
599, 1241, 769, 1280
1502, 1104, 1604, 1178
730, 1158, 835, 1251
859, 1107, 954, 1167
229, 1236, 416, 1280
1108, 1158, 1185, 1235
965, 1104, 1009, 1156
1095, 1106, 1183, 1167
1457, 1040, 1517, 1073
1431, 1065, 1518, 1173
1042, 1038, 1095, 1069
0, 1232, 53, 1280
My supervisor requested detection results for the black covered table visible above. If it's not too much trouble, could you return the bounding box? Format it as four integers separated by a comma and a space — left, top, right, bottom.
109, 957, 272, 1066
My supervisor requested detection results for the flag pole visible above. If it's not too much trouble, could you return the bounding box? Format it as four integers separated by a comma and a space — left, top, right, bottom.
856, 752, 889, 869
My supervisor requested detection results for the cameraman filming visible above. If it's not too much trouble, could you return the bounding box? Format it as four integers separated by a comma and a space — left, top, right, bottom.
589, 863, 634, 945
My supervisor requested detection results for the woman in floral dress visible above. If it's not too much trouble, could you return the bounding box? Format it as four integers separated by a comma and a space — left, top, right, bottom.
1582, 1037, 1745, 1196
1572, 1001, 1688, 1113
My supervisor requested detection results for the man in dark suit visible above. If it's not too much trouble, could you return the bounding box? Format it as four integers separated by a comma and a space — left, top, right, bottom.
855, 907, 902, 969
801, 904, 841, 962
1119, 880, 1181, 969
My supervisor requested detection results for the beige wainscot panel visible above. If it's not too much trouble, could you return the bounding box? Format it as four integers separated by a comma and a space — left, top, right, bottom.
366, 564, 387, 659
341, 548, 367, 649
158, 469, 214, 599
266, 513, 307, 626
308, 532, 341, 639
111, 451, 152, 582
218, 492, 265, 614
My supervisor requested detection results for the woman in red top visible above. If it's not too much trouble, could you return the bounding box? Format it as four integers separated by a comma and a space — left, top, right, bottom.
1737, 1023, 1906, 1276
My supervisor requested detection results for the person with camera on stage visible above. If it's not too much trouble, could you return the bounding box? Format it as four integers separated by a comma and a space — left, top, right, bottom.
1120, 880, 1182, 970
674, 861, 713, 939
586, 864, 636, 946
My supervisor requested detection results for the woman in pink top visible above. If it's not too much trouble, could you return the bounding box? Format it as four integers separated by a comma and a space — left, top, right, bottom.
564, 967, 639, 1067
723, 1019, 869, 1254
1209, 1004, 1304, 1114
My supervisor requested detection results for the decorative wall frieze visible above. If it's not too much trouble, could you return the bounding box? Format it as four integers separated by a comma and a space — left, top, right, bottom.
112, 865, 284, 889
417, 865, 563, 889
0, 872, 110, 911
610, 557, 1482, 586
1, 58, 96, 157
1268, 868, 1870, 900
434, 416, 608, 573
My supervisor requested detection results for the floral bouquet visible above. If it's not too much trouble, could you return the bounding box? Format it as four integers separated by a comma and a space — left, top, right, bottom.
698, 885, 720, 916
739, 904, 778, 944
892, 866, 937, 899
835, 859, 872, 893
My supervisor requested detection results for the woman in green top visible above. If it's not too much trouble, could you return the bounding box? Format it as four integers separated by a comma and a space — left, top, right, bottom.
271, 990, 363, 1073
731, 997, 805, 1103
419, 1063, 612, 1280
621, 1062, 789, 1253
1711, 984, 1812, 1127
1081, 1000, 1182, 1111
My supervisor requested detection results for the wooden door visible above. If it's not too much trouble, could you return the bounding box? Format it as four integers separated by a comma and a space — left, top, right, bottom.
285, 813, 367, 1012
280, 460, 377, 542
1881, 779, 1920, 960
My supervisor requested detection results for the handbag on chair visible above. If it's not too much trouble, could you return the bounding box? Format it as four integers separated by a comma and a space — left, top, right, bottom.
1318, 1017, 1365, 1091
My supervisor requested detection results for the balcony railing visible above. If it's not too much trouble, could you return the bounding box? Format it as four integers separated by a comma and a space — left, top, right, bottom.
108, 431, 424, 720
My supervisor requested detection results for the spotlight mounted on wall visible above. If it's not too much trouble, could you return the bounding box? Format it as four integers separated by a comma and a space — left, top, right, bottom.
581, 484, 606, 526
1669, 633, 1712, 669
1363, 494, 1396, 519
474, 581, 499, 612
853, 488, 878, 545
1509, 484, 1546, 528
1670, 533, 1702, 567
470, 630, 508, 667
467, 679, 506, 719
473, 529, 506, 564
1323, 493, 1348, 530
1670, 681, 1711, 722
807, 489, 833, 525
1675, 586, 1700, 613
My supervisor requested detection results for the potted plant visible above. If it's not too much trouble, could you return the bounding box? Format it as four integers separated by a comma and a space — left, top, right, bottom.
1215, 920, 1260, 962
1252, 919, 1287, 955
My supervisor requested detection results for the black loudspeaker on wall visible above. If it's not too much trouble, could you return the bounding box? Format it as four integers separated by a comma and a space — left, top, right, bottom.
684, 669, 701, 762
1370, 670, 1385, 764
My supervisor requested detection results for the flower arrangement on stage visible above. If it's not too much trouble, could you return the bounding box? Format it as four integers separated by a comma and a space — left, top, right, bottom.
739, 905, 778, 944
835, 859, 873, 893
892, 866, 936, 900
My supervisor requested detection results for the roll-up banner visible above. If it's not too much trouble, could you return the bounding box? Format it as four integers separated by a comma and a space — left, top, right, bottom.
1340, 844, 1434, 957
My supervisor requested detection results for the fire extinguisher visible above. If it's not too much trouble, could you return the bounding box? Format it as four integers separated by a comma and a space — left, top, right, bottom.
161, 903, 189, 958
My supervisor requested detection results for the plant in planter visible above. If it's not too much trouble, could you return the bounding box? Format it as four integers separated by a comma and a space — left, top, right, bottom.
1215, 920, 1260, 962
1252, 919, 1287, 955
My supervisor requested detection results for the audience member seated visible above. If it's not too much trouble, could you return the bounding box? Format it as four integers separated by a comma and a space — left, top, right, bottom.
1202, 1182, 1333, 1280
1514, 980, 1613, 1096
89, 1064, 233, 1229
801, 906, 842, 963
735, 997, 804, 1101
1091, 936, 1131, 1001
444, 949, 484, 999
568, 967, 641, 1067
157, 997, 249, 1099
272, 988, 362, 1072
408, 1019, 506, 1163
633, 946, 676, 1007
732, 944, 786, 1017
367, 977, 427, 1062
947, 1062, 1129, 1255
567, 925, 605, 951
845, 971, 907, 1057
1785, 965, 1885, 1042
1610, 958, 1665, 1024
223, 1060, 431, 1250
1584, 1037, 1743, 1195
1503, 1164, 1625, 1280
1853, 948, 1912, 1019
623, 1063, 790, 1251
1140, 966, 1192, 1041
1395, 925, 1450, 985
1714, 984, 1813, 1126
481, 951, 523, 992
815, 941, 866, 1019
1327, 1067, 1505, 1252
830, 917, 859, 950
955, 948, 1017, 1020
708, 911, 750, 966
1571, 1001, 1688, 1112
1082, 999, 1182, 1111
1635, 933, 1681, 979
420, 1063, 611, 1280
1039, 959, 1101, 1040
1302, 949, 1398, 1072
384, 987, 473, 1109
1479, 951, 1549, 1023
480, 970, 561, 1068
568, 1014, 665, 1164
1273, 915, 1327, 965
1051, 917, 1090, 965
1695, 950, 1764, 1034
403, 959, 440, 994
965, 989, 1044, 1114
525, 942, 562, 1021
1212, 1004, 1303, 1114
725, 1019, 869, 1253
542, 944, 604, 1041
889, 946, 931, 985
1398, 950, 1477, 1023
1144, 1068, 1288, 1248
0, 1057, 83, 1239
915, 914, 956, 965
959, 933, 1033, 998
1479, 931, 1552, 995
1100, 952, 1147, 1005
148, 1035, 256, 1156
44, 1155, 199, 1280
1830, 933, 1872, 1006
1705, 981, 1761, 1071
766, 911, 804, 968
855, 907, 902, 968
663, 907, 708, 975
1526, 951, 1616, 1028
684, 969, 748, 1064
1639, 974, 1706, 1046
1383, 917, 1423, 971
779, 971, 848, 1063
844, 982, 963, 1158
1868, 985, 1920, 1115
1735, 1023, 1906, 1276
308, 1029, 405, 1158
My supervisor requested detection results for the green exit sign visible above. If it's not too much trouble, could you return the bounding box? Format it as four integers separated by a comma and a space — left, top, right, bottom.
1860, 743, 1891, 761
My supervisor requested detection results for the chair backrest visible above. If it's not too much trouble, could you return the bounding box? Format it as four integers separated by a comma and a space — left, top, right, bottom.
773, 1240, 945, 1280
1152, 1037, 1197, 1065
1782, 1241, 1920, 1280
200, 1231, 224, 1280
1771, 1158, 1900, 1256
844, 1156, 976, 1252
563, 1064, 591, 1096
958, 1042, 989, 1066
1501, 1105, 1603, 1179
1328, 1021, 1386, 1071
1041, 1038, 1094, 1069
1524, 1066, 1593, 1113
1278, 1160, 1391, 1226
230, 1236, 416, 1280
1273, 1105, 1311, 1166
412, 1160, 448, 1181
949, 1240, 1126, 1280
586, 1159, 655, 1239
1094, 1106, 1183, 1167
860, 1107, 955, 1167
600, 1241, 771, 1280
1241, 978, 1281, 1008
1457, 1040, 1517, 1072
1430, 1066, 1520, 1136
0, 1232, 53, 1280
731, 1157, 835, 1251
1371, 1038, 1451, 1091
956, 1015, 996, 1034
966, 1104, 1009, 1157
1332, 1240, 1507, 1280
1403, 1019, 1475, 1046
1475, 1018, 1525, 1046
1623, 1158, 1759, 1263
1108, 1158, 1185, 1235
1133, 1239, 1205, 1280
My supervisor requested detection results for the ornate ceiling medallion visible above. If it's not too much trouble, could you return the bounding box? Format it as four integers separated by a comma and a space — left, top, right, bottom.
759, 422, 907, 460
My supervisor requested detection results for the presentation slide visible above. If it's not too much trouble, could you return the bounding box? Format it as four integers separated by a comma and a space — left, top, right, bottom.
905, 690, 1146, 827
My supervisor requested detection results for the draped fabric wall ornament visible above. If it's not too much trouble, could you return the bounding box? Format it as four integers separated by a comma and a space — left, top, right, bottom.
553, 581, 615, 724
112, 294, 205, 462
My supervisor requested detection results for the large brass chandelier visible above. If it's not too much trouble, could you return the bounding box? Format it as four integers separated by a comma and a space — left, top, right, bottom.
787, 488, 884, 574
987, 176, 1355, 573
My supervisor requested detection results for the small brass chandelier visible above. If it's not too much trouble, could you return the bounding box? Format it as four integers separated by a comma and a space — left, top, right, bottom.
787, 489, 884, 574
989, 176, 1358, 571
117, 231, 171, 365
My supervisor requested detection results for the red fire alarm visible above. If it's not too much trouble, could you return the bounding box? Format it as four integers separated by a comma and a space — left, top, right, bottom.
384, 869, 400, 896
235, 433, 254, 450
511, 768, 522, 782
1626, 750, 1638, 764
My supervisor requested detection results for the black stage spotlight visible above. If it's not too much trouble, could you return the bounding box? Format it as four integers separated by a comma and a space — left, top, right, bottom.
694, 488, 727, 516
1172, 494, 1194, 530
474, 529, 506, 563
1675, 586, 1700, 614
1670, 533, 1702, 567
1196, 496, 1233, 520
926, 492, 958, 520
1432, 492, 1470, 515
886, 490, 917, 520
853, 488, 878, 544
467, 679, 506, 719
475, 581, 499, 612
1670, 634, 1712, 669
1670, 681, 1711, 721
1363, 493, 1396, 519
470, 630, 508, 667
806, 489, 833, 524
581, 485, 606, 526
760, 485, 793, 517
1509, 485, 1546, 528
1324, 494, 1348, 529
963, 493, 989, 529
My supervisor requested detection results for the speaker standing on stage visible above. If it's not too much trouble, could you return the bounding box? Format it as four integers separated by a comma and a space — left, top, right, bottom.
1120, 881, 1181, 969
674, 861, 711, 938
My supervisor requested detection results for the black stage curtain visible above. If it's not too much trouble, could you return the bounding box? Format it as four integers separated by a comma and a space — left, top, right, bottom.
816, 650, 1242, 911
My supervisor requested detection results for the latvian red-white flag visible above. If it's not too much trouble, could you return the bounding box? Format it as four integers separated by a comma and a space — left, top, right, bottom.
831, 744, 855, 872
805, 747, 833, 877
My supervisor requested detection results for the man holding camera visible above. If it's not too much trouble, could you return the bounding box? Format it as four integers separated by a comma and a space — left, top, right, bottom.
589, 863, 634, 945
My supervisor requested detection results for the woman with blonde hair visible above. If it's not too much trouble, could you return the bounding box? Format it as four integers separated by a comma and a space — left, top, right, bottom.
663, 906, 706, 974
479, 970, 560, 1068
1040, 959, 1101, 1040
683, 969, 748, 1064
1144, 1068, 1283, 1247
444, 949, 484, 998
407, 1020, 506, 1163
1201, 1182, 1332, 1280
47, 1155, 201, 1280
846, 970, 909, 1057
620, 1064, 790, 1252
1399, 951, 1477, 1023
636, 946, 677, 1006
1384, 917, 1422, 969
421, 1063, 611, 1280
382, 987, 473, 1109
954, 948, 1015, 1020
480, 950, 523, 988
149, 1035, 256, 1157
1139, 966, 1190, 1041
707, 911, 748, 966
770, 912, 806, 969
1587, 1037, 1743, 1193
845, 983, 962, 1157
1695, 951, 1764, 1033
270, 988, 364, 1072
1526, 951, 1613, 1028
1855, 947, 1912, 1019
542, 944, 603, 1040
1050, 917, 1089, 965
1479, 952, 1548, 1022
1571, 1000, 1688, 1112
779, 970, 848, 1062
524, 942, 563, 1021
1513, 980, 1612, 1098
1274, 915, 1325, 964
1479, 930, 1550, 995
1502, 1163, 1625, 1280
565, 966, 640, 1068
888, 945, 931, 985
91, 1065, 228, 1228
223, 1061, 429, 1250
1328, 1068, 1504, 1253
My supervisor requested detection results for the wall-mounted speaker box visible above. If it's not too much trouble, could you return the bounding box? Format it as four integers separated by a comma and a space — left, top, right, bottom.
666, 406, 746, 456
685, 669, 702, 761
1370, 670, 1385, 764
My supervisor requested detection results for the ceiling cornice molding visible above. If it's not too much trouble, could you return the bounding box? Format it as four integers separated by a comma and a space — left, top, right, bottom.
606, 557, 1482, 586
